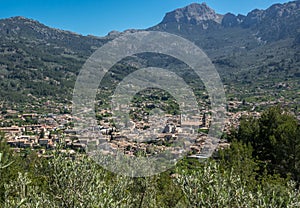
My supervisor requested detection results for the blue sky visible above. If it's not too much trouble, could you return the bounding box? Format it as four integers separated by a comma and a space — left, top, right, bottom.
0, 0, 291, 36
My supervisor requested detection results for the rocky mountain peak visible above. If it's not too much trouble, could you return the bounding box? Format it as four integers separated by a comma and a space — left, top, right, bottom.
161, 2, 223, 25
221, 13, 245, 27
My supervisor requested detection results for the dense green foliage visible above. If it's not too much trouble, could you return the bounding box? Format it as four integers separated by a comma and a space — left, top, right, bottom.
228, 106, 300, 181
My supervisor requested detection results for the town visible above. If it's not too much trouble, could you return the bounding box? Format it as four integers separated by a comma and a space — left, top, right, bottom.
0, 99, 269, 158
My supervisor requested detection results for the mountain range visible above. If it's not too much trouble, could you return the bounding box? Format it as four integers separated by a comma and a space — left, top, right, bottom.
0, 1, 299, 111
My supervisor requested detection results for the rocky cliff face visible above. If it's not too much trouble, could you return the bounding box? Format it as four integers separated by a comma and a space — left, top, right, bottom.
152, 1, 300, 42
221, 1, 300, 41
247, 1, 300, 41
161, 3, 223, 25
221, 13, 245, 28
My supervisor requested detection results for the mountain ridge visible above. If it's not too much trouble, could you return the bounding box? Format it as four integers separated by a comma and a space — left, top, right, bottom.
0, 1, 299, 111
151, 0, 300, 42
1, 1, 299, 40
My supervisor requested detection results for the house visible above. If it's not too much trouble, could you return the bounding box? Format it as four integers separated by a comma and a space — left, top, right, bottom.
0, 126, 21, 134
39, 138, 52, 148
